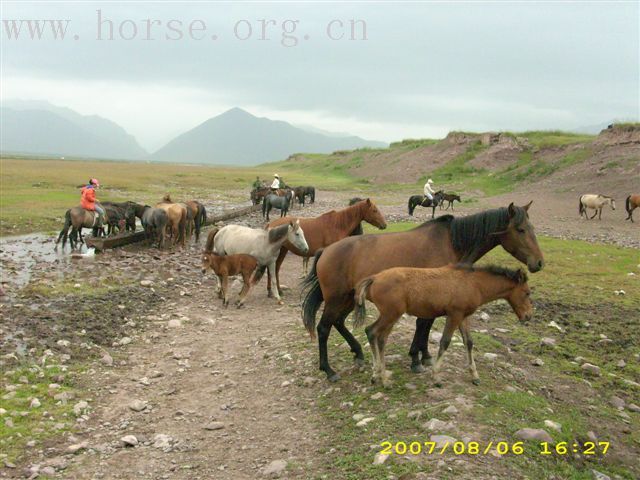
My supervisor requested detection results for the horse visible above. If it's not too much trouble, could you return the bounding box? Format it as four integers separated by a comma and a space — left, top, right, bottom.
101, 204, 134, 236
625, 194, 640, 222
251, 187, 270, 205
439, 193, 461, 211
141, 207, 168, 248
102, 201, 146, 232
55, 206, 107, 250
408, 191, 445, 217
293, 186, 316, 206
579, 194, 616, 220
185, 200, 207, 242
266, 199, 387, 297
301, 202, 544, 382
354, 264, 532, 388
263, 191, 293, 221
202, 229, 258, 307
211, 220, 309, 303
156, 195, 188, 246
348, 197, 365, 236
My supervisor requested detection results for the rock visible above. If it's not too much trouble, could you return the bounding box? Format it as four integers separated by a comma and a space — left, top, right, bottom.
407, 410, 422, 420
119, 337, 132, 346
128, 399, 147, 412
429, 332, 442, 344
56, 339, 70, 347
422, 418, 449, 431
626, 403, 640, 413
139, 377, 150, 386
204, 421, 225, 430
262, 459, 287, 476
167, 319, 182, 328
370, 392, 384, 400
581, 363, 601, 376
443, 405, 458, 415
41, 466, 56, 476
609, 396, 625, 409
356, 417, 375, 427
302, 376, 317, 387
544, 420, 562, 432
100, 352, 114, 366
540, 337, 556, 347
483, 353, 498, 361
591, 469, 611, 480
73, 400, 88, 416
120, 435, 138, 447
587, 431, 598, 442
505, 386, 518, 392
616, 359, 626, 368
547, 321, 564, 332
30, 398, 41, 408
152, 433, 173, 450
514, 428, 553, 443
67, 441, 88, 453
281, 380, 291, 387
531, 358, 544, 366
373, 452, 389, 465
574, 356, 586, 364
429, 434, 457, 448
352, 413, 365, 421
140, 280, 154, 287
478, 312, 490, 321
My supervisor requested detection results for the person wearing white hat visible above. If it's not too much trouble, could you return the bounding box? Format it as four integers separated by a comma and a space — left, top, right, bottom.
423, 178, 435, 201
270, 174, 281, 190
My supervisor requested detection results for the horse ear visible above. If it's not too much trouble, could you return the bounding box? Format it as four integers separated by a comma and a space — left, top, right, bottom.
523, 200, 533, 212
507, 202, 516, 218
517, 269, 528, 284
366, 198, 371, 205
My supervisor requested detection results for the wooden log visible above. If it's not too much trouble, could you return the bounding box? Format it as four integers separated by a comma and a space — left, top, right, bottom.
86, 204, 262, 251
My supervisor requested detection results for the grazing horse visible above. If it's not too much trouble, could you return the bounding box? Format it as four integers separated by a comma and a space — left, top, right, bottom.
440, 193, 461, 210
266, 199, 387, 297
156, 195, 187, 246
101, 204, 133, 236
354, 264, 532, 387
55, 206, 108, 250
185, 200, 207, 242
408, 191, 445, 217
263, 191, 293, 221
141, 206, 168, 248
579, 194, 616, 220
102, 201, 146, 232
202, 229, 258, 307
294, 186, 316, 206
301, 202, 544, 382
212, 220, 309, 303
625, 194, 640, 222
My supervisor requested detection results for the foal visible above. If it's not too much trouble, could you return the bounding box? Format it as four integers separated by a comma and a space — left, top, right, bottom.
354, 264, 533, 387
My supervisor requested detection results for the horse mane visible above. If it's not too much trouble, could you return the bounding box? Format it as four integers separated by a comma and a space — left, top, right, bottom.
204, 228, 218, 253
455, 263, 528, 284
162, 194, 172, 203
449, 207, 526, 260
268, 223, 290, 243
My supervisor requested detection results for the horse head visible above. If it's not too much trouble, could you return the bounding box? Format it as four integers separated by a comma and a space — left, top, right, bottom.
362, 198, 387, 230
505, 269, 533, 323
492, 201, 545, 273
287, 219, 309, 253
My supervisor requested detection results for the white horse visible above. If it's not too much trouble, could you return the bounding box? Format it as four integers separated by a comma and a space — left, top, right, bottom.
212, 220, 309, 303
579, 194, 616, 220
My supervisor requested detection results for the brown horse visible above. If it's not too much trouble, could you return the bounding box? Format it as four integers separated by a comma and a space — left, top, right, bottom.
439, 193, 461, 210
266, 199, 387, 297
625, 194, 640, 222
202, 228, 258, 307
156, 195, 187, 247
354, 264, 532, 387
301, 202, 544, 381
55, 206, 105, 250
185, 200, 207, 241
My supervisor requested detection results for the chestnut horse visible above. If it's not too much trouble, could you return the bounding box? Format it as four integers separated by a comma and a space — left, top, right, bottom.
156, 195, 187, 247
301, 202, 544, 381
185, 200, 207, 242
354, 264, 532, 387
266, 199, 387, 297
625, 194, 640, 222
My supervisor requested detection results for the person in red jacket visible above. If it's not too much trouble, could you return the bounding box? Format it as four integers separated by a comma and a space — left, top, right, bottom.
81, 178, 105, 225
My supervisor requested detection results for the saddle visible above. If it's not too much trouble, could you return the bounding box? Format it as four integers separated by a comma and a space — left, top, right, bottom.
83, 209, 102, 227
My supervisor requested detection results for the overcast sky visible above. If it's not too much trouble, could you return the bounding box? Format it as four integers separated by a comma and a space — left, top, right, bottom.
1, 1, 638, 151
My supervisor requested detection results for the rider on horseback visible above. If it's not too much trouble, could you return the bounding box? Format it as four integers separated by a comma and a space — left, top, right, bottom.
270, 174, 281, 191
253, 176, 263, 190
424, 178, 435, 201
81, 178, 105, 227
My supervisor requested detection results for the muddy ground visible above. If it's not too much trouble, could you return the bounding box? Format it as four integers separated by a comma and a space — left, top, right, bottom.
1, 192, 638, 479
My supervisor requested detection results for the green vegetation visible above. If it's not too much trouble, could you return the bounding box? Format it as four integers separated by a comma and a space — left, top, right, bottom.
513, 131, 594, 149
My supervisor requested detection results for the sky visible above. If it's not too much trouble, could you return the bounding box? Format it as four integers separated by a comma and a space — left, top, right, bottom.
1, 1, 639, 151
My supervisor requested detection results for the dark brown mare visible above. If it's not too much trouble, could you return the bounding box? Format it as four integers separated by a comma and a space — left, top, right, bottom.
301, 202, 544, 381
354, 264, 532, 387
186, 200, 207, 242
55, 207, 106, 250
625, 194, 640, 222
266, 199, 387, 297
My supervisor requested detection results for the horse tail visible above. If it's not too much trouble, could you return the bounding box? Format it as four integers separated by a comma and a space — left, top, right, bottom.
626, 195, 632, 214
310, 187, 315, 203
252, 264, 268, 284
262, 196, 268, 218
56, 209, 72, 246
408, 197, 414, 216
301, 249, 324, 339
199, 205, 207, 226
578, 195, 584, 215
204, 227, 218, 253
353, 277, 374, 329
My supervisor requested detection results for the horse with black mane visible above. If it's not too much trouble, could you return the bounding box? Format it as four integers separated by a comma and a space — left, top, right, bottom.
293, 186, 316, 206
625, 194, 639, 222
408, 191, 445, 217
263, 190, 293, 221
439, 193, 461, 210
301, 202, 544, 382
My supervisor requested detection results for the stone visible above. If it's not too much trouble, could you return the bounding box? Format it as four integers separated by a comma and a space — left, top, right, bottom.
443, 405, 458, 415
204, 421, 225, 430
422, 418, 449, 431
609, 396, 625, 409
540, 337, 556, 347
581, 363, 601, 376
544, 420, 562, 432
478, 312, 490, 321
587, 431, 598, 442
373, 452, 389, 465
67, 441, 88, 454
591, 470, 611, 480
119, 337, 132, 346
152, 434, 173, 450
407, 410, 422, 420
30, 398, 41, 408
356, 417, 375, 427
41, 466, 56, 476
532, 358, 544, 366
429, 332, 442, 344
483, 353, 498, 361
429, 434, 457, 448
262, 459, 287, 476
616, 359, 626, 368
514, 428, 553, 443
120, 435, 138, 447
370, 392, 384, 400
129, 399, 147, 412
100, 352, 114, 366
73, 401, 88, 416
626, 403, 640, 413
352, 413, 365, 421
140, 280, 153, 287
139, 377, 150, 386
167, 319, 182, 328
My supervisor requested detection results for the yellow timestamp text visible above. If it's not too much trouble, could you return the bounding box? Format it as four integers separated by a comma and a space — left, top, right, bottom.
379, 440, 610, 456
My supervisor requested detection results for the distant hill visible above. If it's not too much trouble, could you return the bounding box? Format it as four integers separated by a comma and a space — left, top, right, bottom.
0, 100, 146, 159
150, 108, 387, 165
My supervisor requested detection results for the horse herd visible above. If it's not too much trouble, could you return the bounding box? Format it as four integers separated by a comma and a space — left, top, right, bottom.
579, 193, 640, 222
408, 191, 461, 217
251, 185, 316, 221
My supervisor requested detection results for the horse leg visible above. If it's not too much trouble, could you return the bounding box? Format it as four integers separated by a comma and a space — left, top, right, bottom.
333, 298, 364, 367
459, 317, 480, 385
221, 275, 229, 307
216, 275, 223, 298
590, 209, 598, 219
408, 317, 435, 372
236, 271, 253, 307
267, 261, 283, 304
433, 314, 459, 387
598, 207, 603, 220
302, 257, 309, 278
317, 299, 352, 382
274, 248, 287, 297
432, 205, 436, 218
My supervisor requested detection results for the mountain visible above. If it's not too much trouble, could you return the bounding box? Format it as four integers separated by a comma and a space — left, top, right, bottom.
151, 108, 387, 165
0, 100, 146, 159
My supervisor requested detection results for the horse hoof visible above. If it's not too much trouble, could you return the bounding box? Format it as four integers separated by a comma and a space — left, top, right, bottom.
277, 300, 284, 305
421, 357, 434, 367
411, 364, 426, 374
472, 378, 480, 386
327, 373, 341, 383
